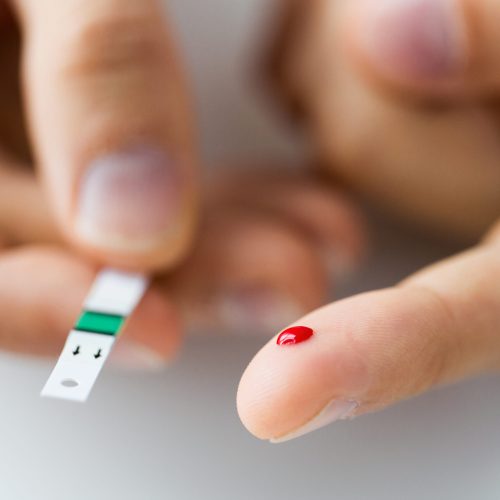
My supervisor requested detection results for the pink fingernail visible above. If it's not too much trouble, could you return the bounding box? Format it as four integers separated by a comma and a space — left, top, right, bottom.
270, 399, 359, 443
76, 146, 184, 252
358, 0, 464, 80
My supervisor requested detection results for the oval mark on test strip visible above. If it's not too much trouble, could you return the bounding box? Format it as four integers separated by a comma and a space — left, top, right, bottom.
61, 379, 79, 388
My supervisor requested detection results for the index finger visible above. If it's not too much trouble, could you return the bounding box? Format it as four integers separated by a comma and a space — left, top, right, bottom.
238, 221, 500, 442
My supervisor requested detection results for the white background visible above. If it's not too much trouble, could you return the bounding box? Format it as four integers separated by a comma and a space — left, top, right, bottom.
0, 1, 499, 498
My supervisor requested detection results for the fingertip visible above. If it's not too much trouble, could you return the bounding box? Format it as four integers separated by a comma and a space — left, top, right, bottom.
70, 201, 198, 273
237, 316, 368, 440
237, 288, 449, 441
68, 145, 198, 272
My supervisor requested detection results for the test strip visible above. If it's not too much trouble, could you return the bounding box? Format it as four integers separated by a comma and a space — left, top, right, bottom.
41, 269, 149, 402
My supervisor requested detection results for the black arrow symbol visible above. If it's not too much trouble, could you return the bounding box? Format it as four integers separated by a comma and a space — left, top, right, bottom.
94, 348, 102, 359
72, 345, 80, 355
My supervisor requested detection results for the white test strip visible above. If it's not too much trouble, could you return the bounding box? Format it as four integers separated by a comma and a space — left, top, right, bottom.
41, 269, 149, 402
84, 269, 149, 315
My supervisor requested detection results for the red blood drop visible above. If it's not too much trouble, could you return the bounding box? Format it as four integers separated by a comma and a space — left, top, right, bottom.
276, 326, 314, 346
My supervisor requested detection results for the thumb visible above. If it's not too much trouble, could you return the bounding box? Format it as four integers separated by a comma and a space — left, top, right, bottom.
237, 222, 500, 442
13, 0, 198, 270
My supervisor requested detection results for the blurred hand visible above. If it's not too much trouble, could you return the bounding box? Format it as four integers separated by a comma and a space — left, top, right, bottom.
0, 164, 365, 365
237, 0, 500, 442
0, 2, 365, 371
264, 0, 500, 238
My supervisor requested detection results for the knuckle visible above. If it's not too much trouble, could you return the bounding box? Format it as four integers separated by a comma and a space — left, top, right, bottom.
58, 12, 167, 79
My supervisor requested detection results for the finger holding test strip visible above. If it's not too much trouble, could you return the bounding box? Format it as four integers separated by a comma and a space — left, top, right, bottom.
41, 269, 149, 402
12, 0, 199, 271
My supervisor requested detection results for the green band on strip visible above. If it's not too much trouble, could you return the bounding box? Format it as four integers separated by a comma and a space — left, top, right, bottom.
75, 311, 125, 336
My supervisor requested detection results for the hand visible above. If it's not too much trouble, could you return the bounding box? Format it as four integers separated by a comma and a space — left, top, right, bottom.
0, 165, 365, 365
0, 0, 197, 271
236, 0, 500, 442
0, 2, 366, 375
264, 0, 500, 238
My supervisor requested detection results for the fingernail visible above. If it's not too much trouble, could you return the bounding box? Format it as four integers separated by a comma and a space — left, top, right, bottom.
75, 146, 184, 251
217, 288, 304, 334
109, 339, 168, 371
359, 0, 464, 80
270, 399, 359, 443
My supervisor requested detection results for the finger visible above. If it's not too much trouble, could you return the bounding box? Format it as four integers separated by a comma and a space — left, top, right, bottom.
212, 170, 367, 278
167, 207, 328, 334
11, 0, 198, 270
237, 223, 500, 442
346, 0, 500, 96
0, 246, 180, 367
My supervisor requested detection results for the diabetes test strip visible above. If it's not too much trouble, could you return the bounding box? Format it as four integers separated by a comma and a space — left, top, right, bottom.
41, 269, 149, 402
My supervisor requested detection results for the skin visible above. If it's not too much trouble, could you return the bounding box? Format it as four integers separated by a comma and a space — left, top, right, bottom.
237, 0, 500, 442
264, 0, 500, 240
0, 0, 499, 444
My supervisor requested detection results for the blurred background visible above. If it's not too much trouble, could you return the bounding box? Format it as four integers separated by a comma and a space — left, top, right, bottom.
0, 0, 499, 498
